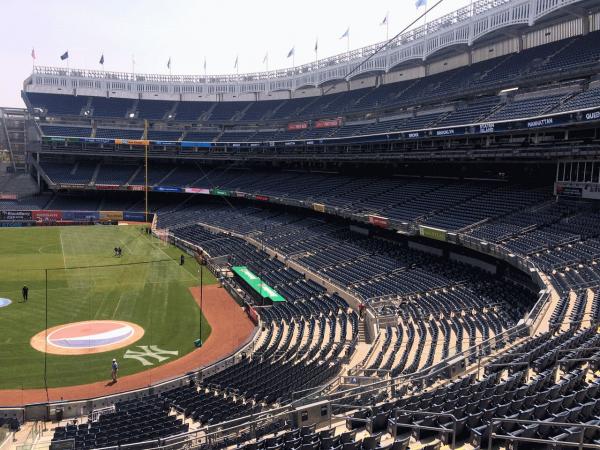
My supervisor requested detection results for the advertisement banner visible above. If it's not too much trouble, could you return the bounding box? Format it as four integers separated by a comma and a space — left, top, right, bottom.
582, 109, 600, 122
180, 141, 213, 148
315, 117, 342, 128
0, 210, 32, 221
582, 184, 600, 200
210, 189, 230, 196
115, 139, 150, 146
95, 184, 120, 190
554, 183, 583, 198
62, 210, 100, 221
254, 195, 269, 202
478, 123, 495, 134
419, 225, 447, 242
287, 122, 309, 131
0, 193, 17, 200
235, 191, 247, 198
123, 212, 147, 222
368, 215, 389, 229
128, 185, 146, 191
32, 210, 63, 221
59, 184, 86, 189
245, 305, 260, 325
433, 127, 465, 137
526, 117, 555, 129
312, 203, 326, 213
405, 131, 422, 139
99, 211, 124, 221
81, 138, 113, 144
184, 187, 211, 194
152, 141, 178, 146
152, 186, 183, 193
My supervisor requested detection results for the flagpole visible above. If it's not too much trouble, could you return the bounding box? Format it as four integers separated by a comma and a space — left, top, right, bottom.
347, 34, 350, 57
387, 17, 389, 41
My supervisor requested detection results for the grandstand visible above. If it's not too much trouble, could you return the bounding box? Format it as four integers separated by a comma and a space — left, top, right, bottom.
1, 0, 600, 448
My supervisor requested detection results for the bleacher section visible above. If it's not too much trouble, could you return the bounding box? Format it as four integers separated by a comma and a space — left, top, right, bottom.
28, 30, 600, 146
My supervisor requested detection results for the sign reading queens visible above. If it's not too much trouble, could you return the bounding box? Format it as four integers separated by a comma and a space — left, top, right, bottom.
31, 320, 144, 355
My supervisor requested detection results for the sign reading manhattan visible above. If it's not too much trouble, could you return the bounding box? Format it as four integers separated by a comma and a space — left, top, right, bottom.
232, 266, 286, 302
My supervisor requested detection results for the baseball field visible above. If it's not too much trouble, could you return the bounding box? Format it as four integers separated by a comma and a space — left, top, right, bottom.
0, 225, 214, 390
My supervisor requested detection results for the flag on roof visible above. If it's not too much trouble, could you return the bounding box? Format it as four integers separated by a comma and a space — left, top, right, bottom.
380, 13, 388, 26
60, 51, 69, 60
31, 48, 36, 60
415, 0, 426, 8
287, 47, 295, 58
99, 54, 104, 65
263, 52, 268, 64
340, 27, 349, 39
167, 57, 171, 69
234, 55, 238, 69
314, 38, 318, 53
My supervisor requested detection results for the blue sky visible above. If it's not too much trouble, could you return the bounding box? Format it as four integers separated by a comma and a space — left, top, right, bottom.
0, 0, 470, 107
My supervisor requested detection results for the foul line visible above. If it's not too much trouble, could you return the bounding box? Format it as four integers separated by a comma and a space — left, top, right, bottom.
59, 230, 68, 269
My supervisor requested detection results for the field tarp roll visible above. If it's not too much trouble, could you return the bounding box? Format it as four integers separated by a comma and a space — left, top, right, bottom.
231, 266, 285, 302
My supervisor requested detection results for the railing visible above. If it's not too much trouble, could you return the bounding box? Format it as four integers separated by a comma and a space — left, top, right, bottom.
487, 418, 600, 450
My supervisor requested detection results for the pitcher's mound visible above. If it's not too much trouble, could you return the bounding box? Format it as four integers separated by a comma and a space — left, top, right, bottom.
31, 320, 144, 355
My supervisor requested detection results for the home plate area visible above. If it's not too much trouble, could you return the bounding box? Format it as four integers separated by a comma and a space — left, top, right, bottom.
30, 320, 145, 356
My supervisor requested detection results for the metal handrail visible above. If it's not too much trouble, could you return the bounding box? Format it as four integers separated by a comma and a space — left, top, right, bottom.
487, 418, 600, 450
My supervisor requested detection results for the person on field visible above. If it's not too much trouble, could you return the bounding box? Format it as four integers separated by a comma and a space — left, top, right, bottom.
180, 254, 185, 266
111, 358, 119, 382
114, 247, 118, 257
22, 285, 29, 302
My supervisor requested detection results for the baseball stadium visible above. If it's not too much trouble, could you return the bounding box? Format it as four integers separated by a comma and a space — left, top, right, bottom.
1, 0, 600, 448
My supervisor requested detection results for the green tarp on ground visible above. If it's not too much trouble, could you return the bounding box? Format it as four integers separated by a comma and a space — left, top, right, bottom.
232, 266, 286, 302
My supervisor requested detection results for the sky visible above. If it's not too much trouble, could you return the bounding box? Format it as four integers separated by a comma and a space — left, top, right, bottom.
0, 0, 471, 107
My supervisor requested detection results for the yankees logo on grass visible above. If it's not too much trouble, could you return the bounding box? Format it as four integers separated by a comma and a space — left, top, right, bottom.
123, 346, 179, 366
30, 320, 145, 355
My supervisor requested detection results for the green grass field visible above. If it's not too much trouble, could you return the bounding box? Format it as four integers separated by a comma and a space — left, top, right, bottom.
0, 225, 214, 389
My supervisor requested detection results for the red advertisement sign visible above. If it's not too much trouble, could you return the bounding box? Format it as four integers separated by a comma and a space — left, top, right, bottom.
0, 193, 17, 200
184, 187, 210, 194
95, 184, 120, 190
254, 195, 269, 202
128, 185, 145, 191
368, 215, 388, 229
314, 117, 342, 128
287, 122, 308, 131
245, 305, 259, 325
32, 210, 63, 221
